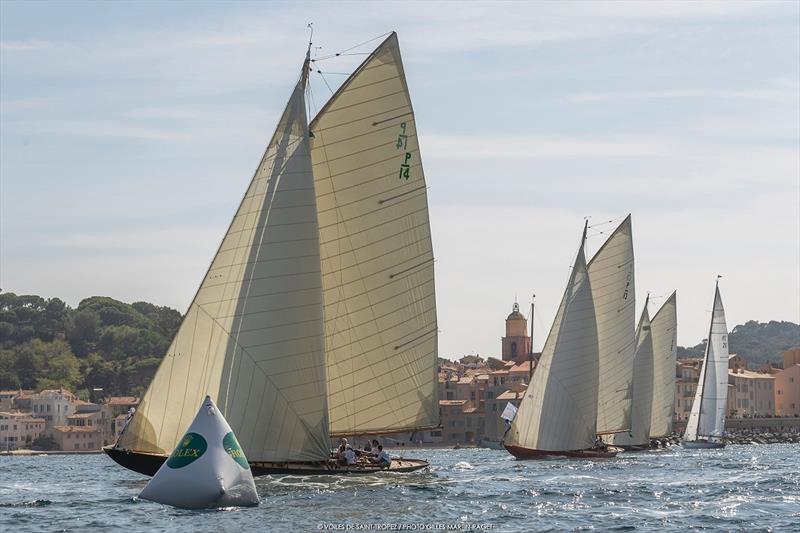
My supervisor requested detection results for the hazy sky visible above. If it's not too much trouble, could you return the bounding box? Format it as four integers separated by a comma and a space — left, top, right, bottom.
1, 1, 798, 359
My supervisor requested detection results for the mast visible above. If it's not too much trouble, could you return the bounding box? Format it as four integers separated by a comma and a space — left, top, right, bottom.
529, 295, 535, 382
695, 279, 719, 438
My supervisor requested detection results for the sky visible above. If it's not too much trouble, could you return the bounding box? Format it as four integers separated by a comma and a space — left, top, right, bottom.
1, 0, 798, 359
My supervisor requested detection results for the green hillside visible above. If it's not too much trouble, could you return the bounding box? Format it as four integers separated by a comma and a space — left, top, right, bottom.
0, 292, 181, 398
679, 320, 799, 366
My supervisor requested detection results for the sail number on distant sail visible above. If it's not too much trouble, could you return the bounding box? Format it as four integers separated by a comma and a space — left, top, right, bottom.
397, 122, 412, 180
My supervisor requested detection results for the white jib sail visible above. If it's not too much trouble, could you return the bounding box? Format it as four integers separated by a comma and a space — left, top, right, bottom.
610, 303, 653, 447
309, 32, 439, 436
119, 60, 331, 462
685, 283, 728, 440
587, 215, 636, 435
506, 226, 599, 452
139, 396, 258, 509
649, 291, 677, 438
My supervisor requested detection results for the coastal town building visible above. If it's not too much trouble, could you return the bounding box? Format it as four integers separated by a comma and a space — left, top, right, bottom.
775, 349, 800, 417
501, 302, 531, 361
30, 389, 76, 428
728, 369, 775, 417
0, 411, 46, 450
674, 359, 701, 421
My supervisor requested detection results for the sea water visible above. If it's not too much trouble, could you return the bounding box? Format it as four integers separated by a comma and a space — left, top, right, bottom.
1, 444, 798, 532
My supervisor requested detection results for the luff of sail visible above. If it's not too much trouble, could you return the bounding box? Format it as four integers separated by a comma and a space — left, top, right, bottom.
649, 291, 677, 438
609, 301, 653, 447
309, 32, 439, 436
118, 59, 331, 462
684, 283, 728, 441
587, 215, 635, 435
506, 226, 599, 452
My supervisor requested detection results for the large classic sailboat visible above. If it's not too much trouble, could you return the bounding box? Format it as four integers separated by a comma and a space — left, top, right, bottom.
683, 279, 728, 449
105, 32, 439, 476
505, 217, 634, 459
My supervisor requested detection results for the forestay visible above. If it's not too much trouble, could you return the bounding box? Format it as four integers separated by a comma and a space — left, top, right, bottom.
685, 283, 728, 441
309, 32, 439, 436
506, 226, 599, 452
118, 62, 331, 462
610, 302, 653, 447
587, 215, 635, 435
649, 292, 677, 438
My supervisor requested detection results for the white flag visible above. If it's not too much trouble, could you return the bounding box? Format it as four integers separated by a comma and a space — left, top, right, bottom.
500, 402, 518, 424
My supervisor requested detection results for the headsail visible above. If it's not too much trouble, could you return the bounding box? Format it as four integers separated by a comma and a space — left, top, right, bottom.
309, 32, 439, 436
684, 282, 728, 441
506, 224, 599, 451
118, 59, 331, 462
649, 291, 677, 438
587, 215, 635, 434
609, 301, 653, 447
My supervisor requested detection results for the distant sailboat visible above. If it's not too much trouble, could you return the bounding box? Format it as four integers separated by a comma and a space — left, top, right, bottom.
683, 279, 728, 449
504, 221, 617, 459
609, 298, 653, 450
105, 32, 438, 476
649, 292, 677, 439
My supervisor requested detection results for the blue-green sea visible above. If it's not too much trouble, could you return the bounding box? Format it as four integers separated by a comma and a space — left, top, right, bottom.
1, 444, 798, 532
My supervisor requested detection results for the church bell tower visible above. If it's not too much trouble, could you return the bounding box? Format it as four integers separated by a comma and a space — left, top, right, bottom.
502, 301, 531, 361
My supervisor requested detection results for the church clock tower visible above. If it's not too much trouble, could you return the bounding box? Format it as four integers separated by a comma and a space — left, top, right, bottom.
502, 301, 531, 361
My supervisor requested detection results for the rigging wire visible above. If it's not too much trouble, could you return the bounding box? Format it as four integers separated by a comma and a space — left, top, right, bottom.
311, 31, 392, 62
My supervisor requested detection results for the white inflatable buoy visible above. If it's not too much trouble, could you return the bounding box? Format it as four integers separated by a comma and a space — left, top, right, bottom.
139, 395, 259, 509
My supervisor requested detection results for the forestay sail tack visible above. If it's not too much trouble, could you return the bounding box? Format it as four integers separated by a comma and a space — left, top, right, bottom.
310, 32, 438, 437
684, 282, 728, 441
587, 215, 635, 435
649, 291, 677, 438
505, 224, 599, 452
609, 300, 653, 447
117, 32, 438, 463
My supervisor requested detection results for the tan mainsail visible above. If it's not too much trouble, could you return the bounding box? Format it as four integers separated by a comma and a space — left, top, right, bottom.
118, 61, 331, 462
506, 225, 599, 451
649, 291, 677, 438
587, 215, 635, 435
309, 33, 439, 436
609, 302, 653, 447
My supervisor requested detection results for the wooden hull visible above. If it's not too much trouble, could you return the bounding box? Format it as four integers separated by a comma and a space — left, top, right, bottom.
617, 443, 652, 452
103, 446, 429, 476
681, 440, 725, 449
504, 443, 619, 459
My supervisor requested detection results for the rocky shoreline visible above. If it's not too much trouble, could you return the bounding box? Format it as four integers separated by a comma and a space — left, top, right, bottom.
650, 430, 800, 448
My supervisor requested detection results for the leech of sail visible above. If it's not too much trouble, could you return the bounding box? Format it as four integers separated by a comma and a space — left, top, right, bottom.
649, 291, 677, 438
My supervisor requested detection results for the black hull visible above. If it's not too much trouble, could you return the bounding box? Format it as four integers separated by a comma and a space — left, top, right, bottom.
103, 446, 429, 476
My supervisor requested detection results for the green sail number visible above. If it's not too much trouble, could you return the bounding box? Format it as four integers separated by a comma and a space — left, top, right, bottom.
166, 432, 207, 469
223, 432, 249, 470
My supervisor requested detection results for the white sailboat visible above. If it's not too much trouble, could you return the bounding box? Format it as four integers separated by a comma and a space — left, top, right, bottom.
505, 221, 618, 459
105, 32, 438, 476
683, 279, 728, 449
649, 292, 678, 439
609, 298, 653, 449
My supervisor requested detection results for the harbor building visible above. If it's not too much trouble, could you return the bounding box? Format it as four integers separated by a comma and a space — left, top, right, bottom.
0, 411, 46, 450
30, 389, 76, 428
775, 349, 800, 416
728, 369, 775, 417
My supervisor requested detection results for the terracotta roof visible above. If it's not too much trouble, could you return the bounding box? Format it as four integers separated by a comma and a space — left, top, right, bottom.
439, 400, 468, 406
509, 361, 531, 373
497, 390, 525, 401
52, 425, 101, 433
107, 396, 140, 405
490, 370, 509, 375
463, 407, 479, 414
458, 377, 473, 384
729, 369, 775, 379
67, 413, 95, 419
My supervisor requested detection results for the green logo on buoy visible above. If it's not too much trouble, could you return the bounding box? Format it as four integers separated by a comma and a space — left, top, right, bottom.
223, 431, 249, 469
166, 432, 207, 469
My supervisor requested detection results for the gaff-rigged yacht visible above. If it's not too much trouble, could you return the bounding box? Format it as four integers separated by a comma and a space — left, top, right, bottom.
105, 32, 439, 476
504, 217, 636, 459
